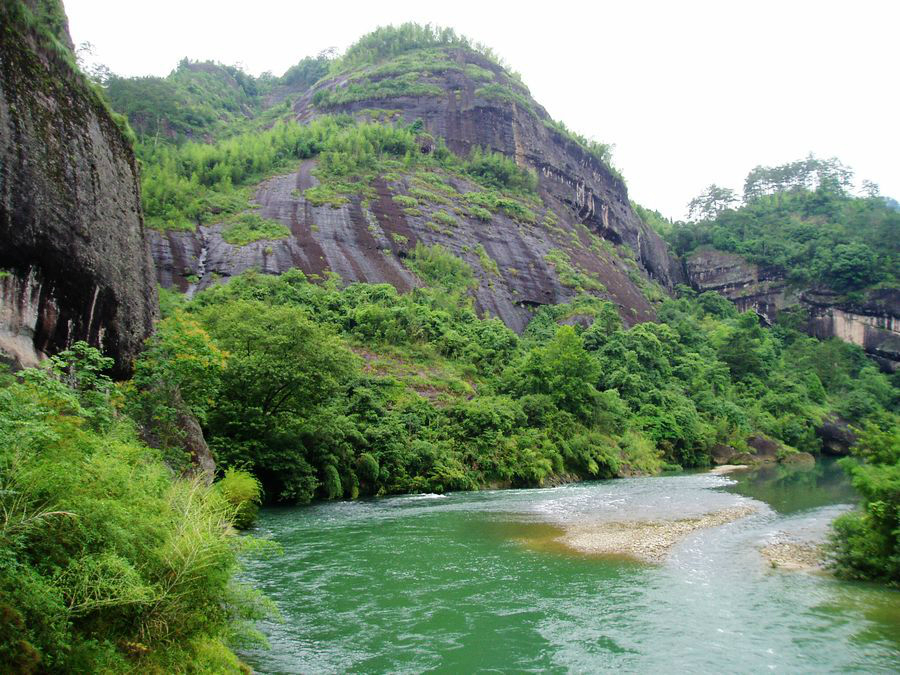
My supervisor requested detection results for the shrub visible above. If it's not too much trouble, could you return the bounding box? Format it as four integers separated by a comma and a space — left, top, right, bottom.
0, 354, 268, 671
221, 212, 290, 246
217, 468, 263, 529
468, 205, 492, 222
392, 194, 419, 208
829, 419, 900, 584
432, 210, 457, 227
405, 242, 476, 292
464, 146, 537, 193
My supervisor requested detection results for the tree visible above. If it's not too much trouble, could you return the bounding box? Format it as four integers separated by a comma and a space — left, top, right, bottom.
198, 300, 357, 501
687, 184, 738, 221
825, 242, 878, 290
861, 179, 881, 198
716, 311, 775, 381
743, 155, 854, 203
200, 300, 356, 421
75, 41, 112, 85
830, 416, 900, 584
509, 326, 601, 423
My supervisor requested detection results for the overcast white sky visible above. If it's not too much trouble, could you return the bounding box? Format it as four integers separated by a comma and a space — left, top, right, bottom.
65, 0, 898, 219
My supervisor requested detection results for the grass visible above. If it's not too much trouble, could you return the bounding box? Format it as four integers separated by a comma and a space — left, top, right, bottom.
468, 205, 493, 222
413, 171, 458, 195
221, 213, 290, 246
475, 244, 500, 277
474, 83, 536, 115
409, 186, 453, 206
432, 210, 458, 227
545, 249, 606, 292
313, 72, 444, 108
393, 194, 419, 208
305, 184, 351, 207
465, 63, 495, 82
350, 341, 477, 405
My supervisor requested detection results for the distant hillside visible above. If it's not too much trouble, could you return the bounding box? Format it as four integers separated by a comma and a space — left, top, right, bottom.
104, 53, 331, 143
672, 156, 899, 369
108, 23, 682, 332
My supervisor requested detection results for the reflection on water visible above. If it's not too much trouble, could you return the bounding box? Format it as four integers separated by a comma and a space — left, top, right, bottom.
725, 458, 858, 514
240, 461, 898, 674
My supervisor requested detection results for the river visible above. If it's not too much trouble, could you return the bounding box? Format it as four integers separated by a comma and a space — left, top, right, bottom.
240, 460, 899, 673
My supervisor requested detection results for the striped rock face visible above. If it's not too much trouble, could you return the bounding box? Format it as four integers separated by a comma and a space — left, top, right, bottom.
150, 47, 683, 333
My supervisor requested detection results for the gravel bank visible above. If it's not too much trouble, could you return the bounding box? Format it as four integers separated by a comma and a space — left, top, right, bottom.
708, 464, 750, 475
760, 539, 825, 571
560, 505, 758, 563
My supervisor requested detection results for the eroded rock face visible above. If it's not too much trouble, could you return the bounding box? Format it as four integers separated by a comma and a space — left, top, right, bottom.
804, 289, 900, 371
0, 1, 158, 377
296, 51, 684, 289
151, 50, 684, 331
684, 249, 798, 319
151, 158, 664, 331
685, 249, 900, 370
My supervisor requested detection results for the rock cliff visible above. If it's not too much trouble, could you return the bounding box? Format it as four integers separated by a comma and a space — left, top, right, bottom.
0, 0, 158, 377
150, 47, 683, 331
685, 248, 899, 370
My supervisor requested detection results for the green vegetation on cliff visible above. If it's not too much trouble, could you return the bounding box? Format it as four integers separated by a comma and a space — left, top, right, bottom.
105, 59, 265, 142
330, 23, 513, 76
139, 116, 538, 232
667, 156, 899, 584
100, 23, 625, 237
102, 52, 331, 145
673, 156, 899, 293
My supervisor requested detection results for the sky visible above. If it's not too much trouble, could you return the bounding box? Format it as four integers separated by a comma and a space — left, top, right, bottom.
64, 0, 899, 220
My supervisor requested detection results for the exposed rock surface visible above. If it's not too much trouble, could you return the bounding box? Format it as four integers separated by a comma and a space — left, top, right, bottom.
712, 434, 816, 466
803, 288, 900, 371
151, 49, 684, 331
297, 51, 684, 288
816, 415, 858, 456
685, 248, 900, 370
152, 158, 664, 330
0, 1, 158, 377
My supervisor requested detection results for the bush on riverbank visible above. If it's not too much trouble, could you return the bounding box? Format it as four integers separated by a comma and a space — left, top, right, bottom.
0, 345, 267, 672
829, 417, 900, 585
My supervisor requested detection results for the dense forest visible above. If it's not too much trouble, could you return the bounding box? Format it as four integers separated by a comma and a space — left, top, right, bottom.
2, 16, 898, 673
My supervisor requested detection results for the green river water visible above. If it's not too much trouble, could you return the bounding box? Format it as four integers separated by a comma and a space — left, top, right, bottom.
241, 461, 899, 673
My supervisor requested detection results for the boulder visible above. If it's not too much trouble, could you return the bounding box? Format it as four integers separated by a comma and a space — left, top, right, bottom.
816, 415, 857, 456
711, 443, 736, 465
781, 452, 816, 468
746, 433, 781, 462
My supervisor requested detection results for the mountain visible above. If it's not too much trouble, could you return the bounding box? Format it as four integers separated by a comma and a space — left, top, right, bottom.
126, 26, 682, 333
0, 0, 157, 377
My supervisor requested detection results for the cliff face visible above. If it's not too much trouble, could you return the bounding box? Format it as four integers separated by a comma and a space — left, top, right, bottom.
151, 48, 683, 331
0, 1, 158, 376
685, 249, 900, 370
298, 50, 683, 288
